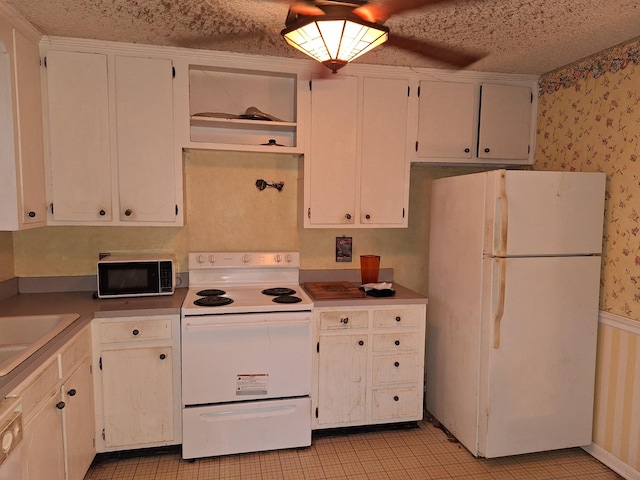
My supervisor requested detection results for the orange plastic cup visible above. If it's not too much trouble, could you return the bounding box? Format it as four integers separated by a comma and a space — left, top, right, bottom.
360, 255, 380, 284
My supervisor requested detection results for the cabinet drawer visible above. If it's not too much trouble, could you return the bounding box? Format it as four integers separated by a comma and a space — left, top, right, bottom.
371, 353, 420, 385
60, 326, 91, 377
372, 309, 420, 328
371, 386, 420, 421
372, 332, 421, 353
10, 358, 59, 423
319, 310, 368, 330
99, 318, 171, 344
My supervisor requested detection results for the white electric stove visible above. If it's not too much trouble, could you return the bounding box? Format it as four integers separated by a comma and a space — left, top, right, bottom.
181, 252, 314, 459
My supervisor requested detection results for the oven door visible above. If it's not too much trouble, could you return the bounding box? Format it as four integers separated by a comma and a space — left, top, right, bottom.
181, 312, 313, 405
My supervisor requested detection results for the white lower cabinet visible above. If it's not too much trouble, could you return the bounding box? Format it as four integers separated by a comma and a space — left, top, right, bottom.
91, 314, 181, 451
11, 325, 95, 480
313, 305, 426, 429
22, 387, 66, 480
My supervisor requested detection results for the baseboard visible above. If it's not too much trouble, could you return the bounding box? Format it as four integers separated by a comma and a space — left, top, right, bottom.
583, 443, 640, 480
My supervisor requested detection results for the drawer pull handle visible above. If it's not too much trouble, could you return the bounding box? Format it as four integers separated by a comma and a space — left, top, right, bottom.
394, 361, 400, 367
132, 329, 140, 336
340, 317, 349, 324
67, 389, 77, 397
393, 396, 399, 402
56, 401, 66, 410
395, 316, 401, 322
159, 353, 166, 360
358, 340, 364, 346
395, 340, 400, 346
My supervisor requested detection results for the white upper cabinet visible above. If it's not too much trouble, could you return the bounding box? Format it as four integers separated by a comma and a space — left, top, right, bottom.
306, 74, 359, 226
44, 46, 183, 226
416, 79, 536, 165
305, 73, 411, 228
477, 83, 533, 160
183, 64, 304, 154
115, 55, 177, 223
46, 50, 112, 223
417, 81, 476, 160
0, 16, 47, 230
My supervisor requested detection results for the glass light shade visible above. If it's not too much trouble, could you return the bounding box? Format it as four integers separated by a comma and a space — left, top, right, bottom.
282, 16, 388, 72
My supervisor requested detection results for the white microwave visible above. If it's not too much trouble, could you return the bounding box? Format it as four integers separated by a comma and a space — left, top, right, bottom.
97, 255, 175, 298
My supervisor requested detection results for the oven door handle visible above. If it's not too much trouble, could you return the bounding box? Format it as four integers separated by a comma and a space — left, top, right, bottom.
198, 405, 298, 422
184, 319, 311, 329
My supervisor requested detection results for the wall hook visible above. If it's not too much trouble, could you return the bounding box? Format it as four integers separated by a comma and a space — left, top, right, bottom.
255, 179, 284, 192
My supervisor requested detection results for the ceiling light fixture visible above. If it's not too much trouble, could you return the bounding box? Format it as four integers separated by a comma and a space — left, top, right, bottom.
281, 6, 389, 73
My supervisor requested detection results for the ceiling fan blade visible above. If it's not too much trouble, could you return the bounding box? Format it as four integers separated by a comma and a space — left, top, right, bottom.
386, 33, 484, 68
353, 0, 457, 23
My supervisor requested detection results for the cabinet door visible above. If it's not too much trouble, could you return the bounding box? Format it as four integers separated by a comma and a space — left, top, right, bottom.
317, 334, 367, 426
46, 50, 112, 222
0, 23, 46, 230
478, 83, 532, 160
417, 81, 476, 160
22, 390, 65, 480
62, 358, 95, 480
307, 75, 358, 226
12, 29, 47, 228
115, 55, 177, 223
360, 76, 410, 226
101, 346, 173, 447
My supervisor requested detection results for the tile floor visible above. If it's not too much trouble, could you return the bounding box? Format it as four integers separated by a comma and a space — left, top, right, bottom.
83, 420, 624, 480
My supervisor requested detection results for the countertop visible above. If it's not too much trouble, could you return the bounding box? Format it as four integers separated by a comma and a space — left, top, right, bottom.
302, 282, 428, 308
0, 273, 426, 398
0, 289, 187, 398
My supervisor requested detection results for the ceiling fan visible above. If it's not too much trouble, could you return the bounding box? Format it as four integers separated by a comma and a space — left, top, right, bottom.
278, 0, 483, 73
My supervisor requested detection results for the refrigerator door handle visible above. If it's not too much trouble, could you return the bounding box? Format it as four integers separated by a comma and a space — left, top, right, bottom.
493, 258, 506, 349
496, 170, 509, 256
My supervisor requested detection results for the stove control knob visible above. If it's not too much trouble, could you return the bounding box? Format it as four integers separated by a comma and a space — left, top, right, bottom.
285, 254, 292, 263
242, 254, 251, 263
274, 254, 282, 263
208, 255, 216, 264
196, 255, 205, 264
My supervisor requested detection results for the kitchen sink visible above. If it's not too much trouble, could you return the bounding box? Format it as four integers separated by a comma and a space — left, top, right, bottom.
0, 313, 79, 376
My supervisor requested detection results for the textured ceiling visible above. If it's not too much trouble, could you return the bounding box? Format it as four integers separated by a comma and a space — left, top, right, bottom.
5, 0, 640, 75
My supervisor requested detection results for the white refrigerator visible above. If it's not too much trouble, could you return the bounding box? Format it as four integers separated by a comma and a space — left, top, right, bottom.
426, 169, 606, 458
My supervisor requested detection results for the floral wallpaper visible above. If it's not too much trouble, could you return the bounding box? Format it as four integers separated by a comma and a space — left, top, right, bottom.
536, 39, 640, 322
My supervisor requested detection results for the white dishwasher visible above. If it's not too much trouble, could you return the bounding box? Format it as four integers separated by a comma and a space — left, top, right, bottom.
0, 397, 22, 480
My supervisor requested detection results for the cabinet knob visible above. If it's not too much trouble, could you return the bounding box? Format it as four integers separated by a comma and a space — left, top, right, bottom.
99, 209, 106, 216
365, 214, 371, 220
393, 396, 399, 402
124, 209, 133, 217
132, 329, 140, 336
27, 211, 36, 218
464, 148, 470, 153
484, 148, 491, 153
159, 353, 166, 360
395, 316, 401, 322
345, 213, 352, 221
394, 361, 400, 367
67, 389, 77, 397
56, 401, 66, 410
395, 340, 400, 346
340, 317, 349, 324
358, 340, 364, 346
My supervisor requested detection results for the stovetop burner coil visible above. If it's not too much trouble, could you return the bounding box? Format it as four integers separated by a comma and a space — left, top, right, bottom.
262, 287, 297, 296
194, 296, 234, 307
272, 295, 302, 304
196, 289, 227, 297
